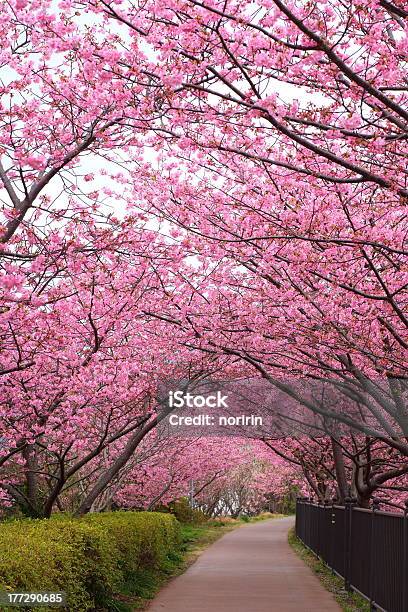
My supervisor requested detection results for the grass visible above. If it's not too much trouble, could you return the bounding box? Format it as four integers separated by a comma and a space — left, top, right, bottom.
288, 527, 370, 612
110, 513, 283, 611
240, 511, 286, 523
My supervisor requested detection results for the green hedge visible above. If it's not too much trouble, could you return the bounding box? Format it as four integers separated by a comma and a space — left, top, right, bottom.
165, 497, 207, 524
0, 511, 180, 611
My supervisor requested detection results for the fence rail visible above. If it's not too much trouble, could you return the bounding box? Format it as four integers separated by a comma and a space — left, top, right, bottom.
295, 498, 408, 612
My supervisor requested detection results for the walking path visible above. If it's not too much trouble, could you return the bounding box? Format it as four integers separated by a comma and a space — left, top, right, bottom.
148, 516, 340, 612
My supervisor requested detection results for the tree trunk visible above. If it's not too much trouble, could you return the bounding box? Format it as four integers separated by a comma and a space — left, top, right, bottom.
75, 416, 158, 516
331, 437, 349, 503
22, 444, 39, 516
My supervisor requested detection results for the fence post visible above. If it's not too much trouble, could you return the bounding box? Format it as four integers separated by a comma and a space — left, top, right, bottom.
295, 497, 299, 537
295, 497, 304, 539
369, 498, 380, 611
403, 499, 408, 612
344, 496, 356, 591
329, 497, 337, 573
307, 497, 312, 550
323, 499, 329, 563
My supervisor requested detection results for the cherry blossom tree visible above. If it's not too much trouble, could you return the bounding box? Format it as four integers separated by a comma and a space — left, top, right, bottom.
1, 0, 407, 515
102, 0, 408, 480
114, 435, 303, 516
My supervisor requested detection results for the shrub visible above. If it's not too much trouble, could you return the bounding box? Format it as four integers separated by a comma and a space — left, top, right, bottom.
0, 511, 180, 611
166, 498, 207, 524
84, 511, 180, 576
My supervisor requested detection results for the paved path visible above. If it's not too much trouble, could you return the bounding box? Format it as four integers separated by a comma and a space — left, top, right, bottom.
148, 517, 340, 612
